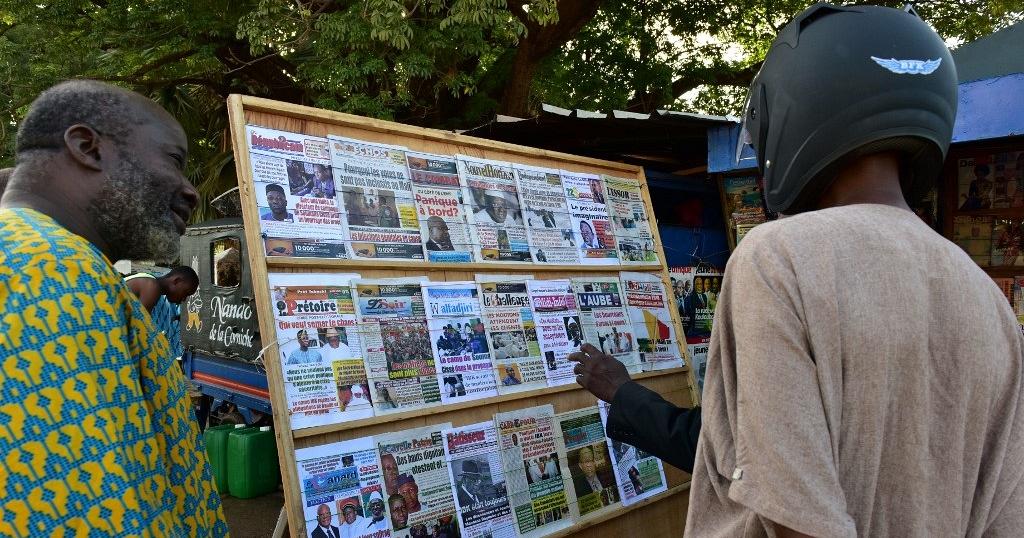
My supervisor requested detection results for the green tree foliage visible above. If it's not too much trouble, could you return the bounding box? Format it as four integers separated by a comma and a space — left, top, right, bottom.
1, 1, 1019, 221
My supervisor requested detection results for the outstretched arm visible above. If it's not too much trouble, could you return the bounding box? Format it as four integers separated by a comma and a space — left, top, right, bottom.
569, 343, 701, 473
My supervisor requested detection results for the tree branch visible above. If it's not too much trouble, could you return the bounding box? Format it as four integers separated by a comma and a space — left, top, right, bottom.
131, 48, 199, 78
625, 61, 762, 112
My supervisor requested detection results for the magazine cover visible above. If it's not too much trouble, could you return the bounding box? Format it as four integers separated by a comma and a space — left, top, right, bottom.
423, 281, 498, 405
597, 401, 668, 506
376, 423, 459, 538
268, 272, 371, 430
353, 278, 441, 414
442, 421, 516, 538
527, 279, 583, 387
515, 164, 581, 265
952, 216, 993, 266
247, 125, 348, 258
571, 276, 641, 374
458, 155, 532, 262
957, 152, 1024, 210
555, 406, 620, 520
722, 176, 766, 228
477, 274, 547, 395
603, 175, 658, 264
329, 136, 424, 260
991, 219, 1024, 267
294, 436, 391, 538
407, 152, 474, 263
562, 170, 618, 265
620, 272, 683, 371
494, 405, 572, 538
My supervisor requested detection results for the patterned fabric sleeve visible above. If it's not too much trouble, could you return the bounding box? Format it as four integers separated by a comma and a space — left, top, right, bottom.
0, 208, 228, 537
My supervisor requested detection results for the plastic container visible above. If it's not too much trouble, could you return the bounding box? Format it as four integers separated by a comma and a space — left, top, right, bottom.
203, 423, 246, 495
226, 426, 280, 499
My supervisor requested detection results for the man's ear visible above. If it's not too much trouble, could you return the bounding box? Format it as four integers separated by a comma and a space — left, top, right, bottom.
63, 124, 106, 172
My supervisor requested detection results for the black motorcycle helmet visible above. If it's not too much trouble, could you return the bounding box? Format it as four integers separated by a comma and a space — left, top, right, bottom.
738, 3, 958, 215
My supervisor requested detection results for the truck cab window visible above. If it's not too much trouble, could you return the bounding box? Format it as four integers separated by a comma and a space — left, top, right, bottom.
212, 237, 242, 288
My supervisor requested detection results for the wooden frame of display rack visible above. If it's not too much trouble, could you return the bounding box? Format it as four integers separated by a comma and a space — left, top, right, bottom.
226, 94, 698, 537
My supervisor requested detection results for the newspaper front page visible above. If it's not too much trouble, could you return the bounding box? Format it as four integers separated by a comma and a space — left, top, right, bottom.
268, 272, 371, 430
294, 436, 391, 538
376, 423, 459, 538
670, 266, 721, 392
555, 406, 620, 520
515, 164, 581, 265
603, 175, 658, 264
423, 281, 498, 405
353, 278, 441, 415
477, 274, 547, 395
329, 136, 424, 260
598, 401, 668, 506
442, 421, 516, 538
407, 152, 474, 263
458, 156, 532, 262
620, 272, 683, 371
561, 170, 618, 265
571, 276, 641, 374
526, 279, 582, 387
494, 405, 572, 538
247, 125, 348, 258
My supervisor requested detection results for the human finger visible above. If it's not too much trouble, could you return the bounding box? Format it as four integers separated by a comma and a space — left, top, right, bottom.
579, 343, 603, 358
567, 350, 588, 363
573, 363, 584, 376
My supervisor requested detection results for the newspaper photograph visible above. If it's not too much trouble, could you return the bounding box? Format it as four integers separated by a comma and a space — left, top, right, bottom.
442, 421, 515, 538
561, 170, 618, 265
527, 279, 582, 387
572, 276, 641, 374
376, 423, 459, 538
247, 125, 348, 258
620, 272, 683, 371
555, 406, 620, 520
407, 152, 474, 263
458, 155, 532, 262
294, 436, 391, 538
514, 164, 580, 265
598, 401, 668, 506
353, 278, 441, 414
268, 272, 372, 430
477, 274, 547, 395
423, 281, 498, 405
494, 405, 572, 538
329, 136, 424, 260
603, 175, 658, 264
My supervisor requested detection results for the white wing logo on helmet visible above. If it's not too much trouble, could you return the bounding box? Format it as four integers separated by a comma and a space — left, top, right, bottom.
870, 56, 942, 75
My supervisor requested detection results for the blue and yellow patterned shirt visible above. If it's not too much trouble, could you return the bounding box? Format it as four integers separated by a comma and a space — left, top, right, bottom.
0, 208, 229, 536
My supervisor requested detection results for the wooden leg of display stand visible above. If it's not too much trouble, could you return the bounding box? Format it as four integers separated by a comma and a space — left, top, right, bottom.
272, 506, 288, 538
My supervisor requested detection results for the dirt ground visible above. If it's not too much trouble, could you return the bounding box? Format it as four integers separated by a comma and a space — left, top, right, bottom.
221, 489, 286, 537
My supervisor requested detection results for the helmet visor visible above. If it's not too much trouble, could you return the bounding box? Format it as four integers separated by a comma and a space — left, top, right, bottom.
735, 92, 754, 166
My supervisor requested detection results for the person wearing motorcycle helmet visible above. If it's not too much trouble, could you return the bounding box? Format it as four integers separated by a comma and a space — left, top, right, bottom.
687, 4, 1024, 537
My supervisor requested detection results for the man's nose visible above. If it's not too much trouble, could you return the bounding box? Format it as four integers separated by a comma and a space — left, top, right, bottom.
181, 180, 200, 212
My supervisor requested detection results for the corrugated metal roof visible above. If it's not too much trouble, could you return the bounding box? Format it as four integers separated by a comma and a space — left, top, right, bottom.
460, 104, 734, 174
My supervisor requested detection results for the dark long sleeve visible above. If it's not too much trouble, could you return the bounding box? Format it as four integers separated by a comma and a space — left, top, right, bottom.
604, 380, 701, 473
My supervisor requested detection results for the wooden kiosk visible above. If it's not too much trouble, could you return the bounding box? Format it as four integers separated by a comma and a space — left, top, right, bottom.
226, 94, 698, 537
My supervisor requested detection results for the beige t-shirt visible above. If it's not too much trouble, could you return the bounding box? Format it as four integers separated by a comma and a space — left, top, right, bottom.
686, 204, 1024, 537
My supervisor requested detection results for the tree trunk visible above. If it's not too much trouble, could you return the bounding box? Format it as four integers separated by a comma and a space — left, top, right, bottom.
496, 0, 603, 117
